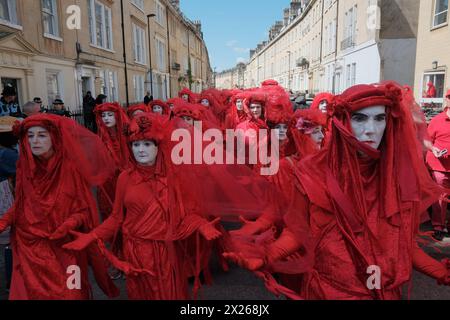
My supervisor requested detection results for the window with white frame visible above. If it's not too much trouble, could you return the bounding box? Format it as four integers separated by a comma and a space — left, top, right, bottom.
133, 74, 145, 102
156, 0, 165, 26
99, 70, 118, 101
132, 0, 144, 11
42, 0, 59, 37
133, 24, 146, 64
346, 64, 351, 88
0, 0, 18, 25
433, 0, 448, 27
155, 37, 166, 71
88, 0, 113, 50
345, 6, 357, 44
46, 70, 62, 105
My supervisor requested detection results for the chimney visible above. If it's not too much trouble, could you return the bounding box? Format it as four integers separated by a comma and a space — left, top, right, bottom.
290, 1, 302, 21
193, 20, 202, 33
170, 0, 180, 10
283, 8, 290, 26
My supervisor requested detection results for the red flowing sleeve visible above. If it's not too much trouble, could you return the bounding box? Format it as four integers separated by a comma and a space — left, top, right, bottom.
92, 171, 128, 241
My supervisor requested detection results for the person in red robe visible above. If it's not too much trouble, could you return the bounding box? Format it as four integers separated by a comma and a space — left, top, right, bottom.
426, 89, 450, 241
178, 87, 197, 103
225, 92, 250, 129
426, 81, 437, 98
94, 102, 132, 221
127, 104, 151, 119
226, 82, 450, 300
63, 113, 222, 300
149, 100, 170, 116
0, 114, 118, 300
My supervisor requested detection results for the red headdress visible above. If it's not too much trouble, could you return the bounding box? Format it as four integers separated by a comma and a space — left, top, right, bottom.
149, 99, 170, 115
291, 108, 327, 157
173, 101, 204, 121
127, 103, 151, 119
94, 102, 132, 170
310, 92, 334, 111
178, 87, 196, 103
285, 82, 442, 297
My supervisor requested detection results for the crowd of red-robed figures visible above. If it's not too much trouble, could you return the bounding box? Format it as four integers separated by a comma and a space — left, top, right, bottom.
0, 79, 450, 300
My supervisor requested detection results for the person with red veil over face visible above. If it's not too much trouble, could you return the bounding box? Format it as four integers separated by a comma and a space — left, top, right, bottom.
426, 81, 437, 98
0, 114, 119, 300
198, 89, 229, 128
63, 113, 222, 300
310, 92, 334, 114
149, 100, 170, 116
225, 92, 250, 129
225, 82, 450, 300
94, 102, 132, 221
166, 98, 182, 112
127, 104, 151, 119
179, 87, 196, 103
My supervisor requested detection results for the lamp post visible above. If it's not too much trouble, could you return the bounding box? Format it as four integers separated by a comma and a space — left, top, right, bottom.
287, 51, 292, 91
147, 14, 156, 97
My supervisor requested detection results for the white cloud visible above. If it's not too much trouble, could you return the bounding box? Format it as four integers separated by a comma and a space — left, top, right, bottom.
236, 57, 247, 64
233, 47, 250, 54
226, 40, 237, 47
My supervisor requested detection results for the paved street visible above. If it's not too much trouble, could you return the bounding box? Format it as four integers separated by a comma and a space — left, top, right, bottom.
0, 222, 449, 300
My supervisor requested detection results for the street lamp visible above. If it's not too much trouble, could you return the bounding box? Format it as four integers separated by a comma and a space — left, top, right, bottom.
287, 51, 292, 91
147, 14, 156, 97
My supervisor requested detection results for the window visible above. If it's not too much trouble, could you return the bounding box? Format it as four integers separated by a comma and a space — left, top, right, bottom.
433, 0, 448, 27
0, 0, 18, 25
346, 64, 351, 88
421, 72, 446, 112
88, 0, 113, 50
98, 70, 118, 101
132, 0, 144, 11
133, 24, 146, 64
42, 0, 59, 37
46, 70, 62, 105
155, 37, 166, 71
156, 0, 165, 26
133, 74, 145, 102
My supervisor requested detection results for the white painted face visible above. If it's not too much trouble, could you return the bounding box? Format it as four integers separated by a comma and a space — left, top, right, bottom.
168, 103, 174, 110
131, 140, 158, 166
181, 115, 194, 126
182, 94, 189, 101
249, 103, 262, 120
200, 99, 210, 107
152, 105, 163, 115
132, 110, 144, 118
350, 105, 387, 150
319, 100, 328, 113
27, 126, 54, 158
274, 123, 288, 141
309, 126, 324, 148
236, 99, 243, 111
101, 111, 116, 128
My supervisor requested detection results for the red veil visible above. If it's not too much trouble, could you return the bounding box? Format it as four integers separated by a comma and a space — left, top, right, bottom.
7, 114, 118, 299
282, 82, 444, 299
94, 102, 132, 170
149, 100, 170, 115
126, 103, 151, 119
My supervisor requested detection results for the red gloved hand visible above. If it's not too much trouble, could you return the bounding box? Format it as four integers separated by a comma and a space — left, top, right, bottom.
230, 216, 273, 237
199, 218, 222, 241
413, 246, 449, 285
116, 261, 155, 278
266, 229, 301, 264
62, 231, 96, 251
49, 218, 80, 240
222, 252, 265, 271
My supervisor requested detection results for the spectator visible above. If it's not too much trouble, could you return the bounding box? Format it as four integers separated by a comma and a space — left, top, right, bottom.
83, 91, 96, 132
48, 99, 71, 117
0, 85, 21, 117
22, 101, 41, 118
144, 91, 153, 106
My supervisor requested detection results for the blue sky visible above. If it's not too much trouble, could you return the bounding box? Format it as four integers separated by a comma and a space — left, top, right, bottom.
180, 1, 291, 72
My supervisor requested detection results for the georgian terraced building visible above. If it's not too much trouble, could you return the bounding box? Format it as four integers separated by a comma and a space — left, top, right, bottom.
0, 0, 213, 109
